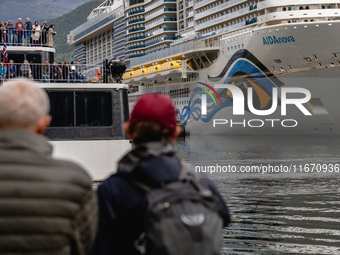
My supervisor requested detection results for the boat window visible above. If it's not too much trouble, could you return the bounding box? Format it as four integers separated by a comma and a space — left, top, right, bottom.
48, 91, 74, 127
76, 92, 112, 127
7, 53, 25, 65
26, 54, 42, 64
48, 91, 113, 128
303, 57, 312, 62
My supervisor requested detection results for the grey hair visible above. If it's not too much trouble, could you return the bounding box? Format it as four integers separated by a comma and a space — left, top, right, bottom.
0, 79, 50, 129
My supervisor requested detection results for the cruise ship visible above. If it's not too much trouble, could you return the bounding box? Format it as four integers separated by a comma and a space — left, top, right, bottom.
68, 0, 340, 134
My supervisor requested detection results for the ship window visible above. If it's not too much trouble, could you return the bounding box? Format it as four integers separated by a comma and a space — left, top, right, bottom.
303, 57, 312, 62
299, 6, 303, 10
306, 6, 309, 9
282, 7, 286, 11
322, 5, 325, 9
76, 92, 112, 127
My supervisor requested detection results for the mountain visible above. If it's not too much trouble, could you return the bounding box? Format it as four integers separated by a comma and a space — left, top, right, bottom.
47, 0, 104, 63
0, 0, 93, 23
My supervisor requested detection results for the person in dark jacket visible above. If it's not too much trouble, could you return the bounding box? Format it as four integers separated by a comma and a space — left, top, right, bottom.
41, 20, 48, 46
0, 79, 98, 255
8, 60, 17, 79
24, 17, 32, 46
91, 94, 231, 255
63, 61, 71, 82
50, 61, 60, 82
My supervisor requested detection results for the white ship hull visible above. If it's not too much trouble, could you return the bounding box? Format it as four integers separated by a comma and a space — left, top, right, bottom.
128, 21, 340, 134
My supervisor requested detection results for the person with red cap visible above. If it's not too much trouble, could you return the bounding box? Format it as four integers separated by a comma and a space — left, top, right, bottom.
91, 94, 231, 255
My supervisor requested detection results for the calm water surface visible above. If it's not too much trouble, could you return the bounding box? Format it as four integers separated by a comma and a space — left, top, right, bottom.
175, 134, 340, 255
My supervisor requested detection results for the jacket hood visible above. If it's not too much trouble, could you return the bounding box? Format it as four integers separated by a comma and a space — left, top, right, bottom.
117, 141, 182, 186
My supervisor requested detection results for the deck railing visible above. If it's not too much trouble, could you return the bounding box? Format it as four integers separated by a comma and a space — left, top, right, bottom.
0, 63, 104, 83
0, 29, 55, 47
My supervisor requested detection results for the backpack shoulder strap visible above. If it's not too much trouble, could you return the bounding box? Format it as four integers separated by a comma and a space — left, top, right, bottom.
179, 164, 215, 198
131, 180, 152, 192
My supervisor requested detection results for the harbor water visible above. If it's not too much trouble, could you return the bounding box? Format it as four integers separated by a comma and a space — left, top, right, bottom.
176, 134, 340, 255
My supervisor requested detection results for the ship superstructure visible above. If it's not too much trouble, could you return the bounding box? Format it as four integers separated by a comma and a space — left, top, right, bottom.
69, 1, 340, 134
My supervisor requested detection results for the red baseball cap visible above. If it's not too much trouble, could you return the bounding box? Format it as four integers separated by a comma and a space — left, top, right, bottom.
130, 94, 177, 132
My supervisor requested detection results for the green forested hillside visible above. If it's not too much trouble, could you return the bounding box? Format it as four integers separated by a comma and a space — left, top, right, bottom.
49, 0, 103, 63
0, 0, 92, 23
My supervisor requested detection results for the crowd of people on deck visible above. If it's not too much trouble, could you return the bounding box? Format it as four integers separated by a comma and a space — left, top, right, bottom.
0, 18, 56, 47
0, 60, 86, 83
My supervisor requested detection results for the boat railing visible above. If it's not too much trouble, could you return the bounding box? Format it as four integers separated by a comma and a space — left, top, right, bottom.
129, 38, 220, 67
0, 63, 106, 83
0, 29, 54, 48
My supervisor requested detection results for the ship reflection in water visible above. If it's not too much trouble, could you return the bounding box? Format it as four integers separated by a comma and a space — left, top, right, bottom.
176, 134, 340, 255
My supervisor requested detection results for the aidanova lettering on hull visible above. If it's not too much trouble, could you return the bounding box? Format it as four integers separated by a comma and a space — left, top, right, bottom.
263, 36, 295, 45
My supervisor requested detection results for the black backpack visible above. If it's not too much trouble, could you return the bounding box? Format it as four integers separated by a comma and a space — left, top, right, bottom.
133, 171, 224, 255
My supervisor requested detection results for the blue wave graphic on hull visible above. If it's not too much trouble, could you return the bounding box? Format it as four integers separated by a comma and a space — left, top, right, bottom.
188, 49, 284, 124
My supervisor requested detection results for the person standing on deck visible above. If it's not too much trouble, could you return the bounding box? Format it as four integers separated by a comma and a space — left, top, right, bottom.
5, 21, 15, 46
8, 60, 17, 79
91, 94, 231, 255
42, 59, 50, 82
50, 61, 60, 82
63, 61, 71, 82
47, 24, 57, 47
0, 79, 98, 255
20, 60, 31, 79
15, 18, 24, 46
0, 20, 5, 44
41, 20, 48, 46
75, 60, 84, 82
0, 61, 7, 83
31, 21, 41, 46
24, 18, 32, 46
96, 67, 101, 82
